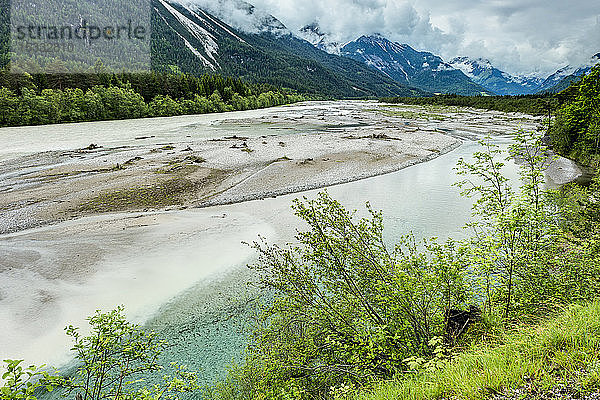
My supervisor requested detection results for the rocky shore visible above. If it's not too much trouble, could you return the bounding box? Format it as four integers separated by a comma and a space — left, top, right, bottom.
0, 101, 556, 234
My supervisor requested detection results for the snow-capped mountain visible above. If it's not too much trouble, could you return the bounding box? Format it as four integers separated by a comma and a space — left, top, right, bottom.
298, 23, 342, 55
177, 0, 288, 35
448, 57, 544, 95
152, 0, 424, 97
340, 35, 490, 96
537, 53, 600, 93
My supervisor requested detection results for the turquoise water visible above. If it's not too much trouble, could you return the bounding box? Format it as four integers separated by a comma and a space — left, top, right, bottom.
137, 134, 522, 390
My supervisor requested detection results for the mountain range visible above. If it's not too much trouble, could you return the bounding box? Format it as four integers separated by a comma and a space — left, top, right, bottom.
297, 24, 599, 96
152, 0, 425, 98
154, 0, 598, 97
339, 34, 491, 96
447, 57, 544, 96
6, 0, 595, 97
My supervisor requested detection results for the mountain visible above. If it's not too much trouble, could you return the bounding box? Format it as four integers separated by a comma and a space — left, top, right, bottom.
298, 23, 342, 55
448, 57, 544, 95
152, 0, 425, 98
537, 53, 600, 93
177, 0, 288, 35
339, 35, 490, 96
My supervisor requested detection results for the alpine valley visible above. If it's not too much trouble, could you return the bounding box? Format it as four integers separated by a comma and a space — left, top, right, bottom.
151, 0, 425, 98
150, 0, 599, 97
3, 0, 598, 97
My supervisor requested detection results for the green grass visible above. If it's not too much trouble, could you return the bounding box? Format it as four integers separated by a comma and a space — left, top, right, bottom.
78, 177, 198, 212
356, 302, 600, 400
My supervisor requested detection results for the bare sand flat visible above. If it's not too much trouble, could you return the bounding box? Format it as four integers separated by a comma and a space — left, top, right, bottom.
0, 100, 551, 234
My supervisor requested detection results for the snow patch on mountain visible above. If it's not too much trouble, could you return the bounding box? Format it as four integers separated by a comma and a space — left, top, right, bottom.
433, 63, 455, 72
448, 57, 493, 78
299, 23, 342, 55
448, 57, 545, 95
178, 0, 288, 35
187, 6, 246, 43
538, 53, 600, 92
155, 10, 215, 70
340, 35, 488, 95
159, 0, 219, 61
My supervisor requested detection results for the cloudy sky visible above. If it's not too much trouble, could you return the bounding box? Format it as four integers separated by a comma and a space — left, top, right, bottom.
244, 0, 600, 77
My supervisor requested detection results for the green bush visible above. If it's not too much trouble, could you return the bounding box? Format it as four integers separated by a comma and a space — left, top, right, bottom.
0, 307, 200, 400
210, 134, 600, 399
357, 301, 600, 400
550, 65, 600, 166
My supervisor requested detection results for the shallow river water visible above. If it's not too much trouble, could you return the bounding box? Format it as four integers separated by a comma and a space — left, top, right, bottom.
0, 102, 525, 389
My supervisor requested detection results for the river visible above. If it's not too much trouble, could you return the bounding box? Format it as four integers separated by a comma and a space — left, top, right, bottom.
0, 101, 541, 388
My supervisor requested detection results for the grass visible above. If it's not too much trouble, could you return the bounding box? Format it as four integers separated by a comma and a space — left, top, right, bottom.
356, 302, 600, 400
78, 177, 198, 212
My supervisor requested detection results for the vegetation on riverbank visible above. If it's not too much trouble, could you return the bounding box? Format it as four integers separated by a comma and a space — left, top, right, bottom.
3, 67, 600, 400
203, 72, 600, 400
549, 65, 600, 167
380, 93, 558, 117
359, 301, 600, 400
0, 72, 304, 127
202, 130, 600, 399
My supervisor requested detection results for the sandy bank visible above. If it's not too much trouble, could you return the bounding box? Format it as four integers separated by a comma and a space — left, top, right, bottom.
0, 101, 547, 234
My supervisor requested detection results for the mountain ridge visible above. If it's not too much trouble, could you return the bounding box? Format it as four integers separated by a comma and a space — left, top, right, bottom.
152, 0, 427, 97
448, 57, 544, 95
340, 34, 491, 96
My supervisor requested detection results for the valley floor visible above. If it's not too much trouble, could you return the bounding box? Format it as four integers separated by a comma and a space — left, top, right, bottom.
0, 100, 588, 378
0, 100, 571, 235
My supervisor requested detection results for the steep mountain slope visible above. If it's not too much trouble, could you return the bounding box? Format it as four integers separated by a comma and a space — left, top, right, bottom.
448, 57, 544, 95
298, 23, 342, 55
152, 0, 425, 97
340, 35, 490, 96
538, 53, 600, 93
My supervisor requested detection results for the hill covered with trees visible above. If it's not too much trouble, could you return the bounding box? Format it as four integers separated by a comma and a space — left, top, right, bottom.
0, 71, 304, 127
549, 65, 600, 167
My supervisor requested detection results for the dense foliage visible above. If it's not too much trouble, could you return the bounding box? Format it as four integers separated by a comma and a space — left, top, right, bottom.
0, 72, 304, 127
1, 307, 199, 400
360, 301, 600, 400
549, 65, 600, 166
208, 133, 600, 399
380, 94, 558, 117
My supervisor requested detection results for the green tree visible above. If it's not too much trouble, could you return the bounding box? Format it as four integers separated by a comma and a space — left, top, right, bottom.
1, 360, 59, 400
550, 65, 600, 165
60, 306, 198, 400
225, 192, 470, 398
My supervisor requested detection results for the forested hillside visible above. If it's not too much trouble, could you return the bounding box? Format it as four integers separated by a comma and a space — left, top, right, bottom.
549, 65, 600, 166
151, 0, 424, 98
0, 71, 303, 127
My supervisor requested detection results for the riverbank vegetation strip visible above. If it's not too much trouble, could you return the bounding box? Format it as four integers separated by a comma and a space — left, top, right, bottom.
204, 67, 600, 399
380, 93, 559, 116
0, 72, 304, 127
